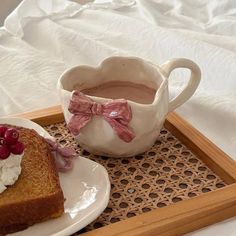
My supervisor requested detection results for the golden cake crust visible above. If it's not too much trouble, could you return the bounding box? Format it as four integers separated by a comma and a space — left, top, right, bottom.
0, 126, 64, 235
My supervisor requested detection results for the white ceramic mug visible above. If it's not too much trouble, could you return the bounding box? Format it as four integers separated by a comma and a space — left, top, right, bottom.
58, 56, 201, 157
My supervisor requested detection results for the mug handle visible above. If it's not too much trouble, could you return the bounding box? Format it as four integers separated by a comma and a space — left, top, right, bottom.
160, 58, 201, 112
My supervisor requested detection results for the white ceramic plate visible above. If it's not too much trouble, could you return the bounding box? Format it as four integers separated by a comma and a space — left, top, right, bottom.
0, 117, 110, 236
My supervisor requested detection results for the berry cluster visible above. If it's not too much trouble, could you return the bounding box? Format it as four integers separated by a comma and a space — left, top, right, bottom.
0, 126, 24, 160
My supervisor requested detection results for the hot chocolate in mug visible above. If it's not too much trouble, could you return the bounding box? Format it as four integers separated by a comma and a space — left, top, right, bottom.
58, 56, 201, 157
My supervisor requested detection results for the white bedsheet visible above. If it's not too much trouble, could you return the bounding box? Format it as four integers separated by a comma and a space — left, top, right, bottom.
0, 0, 236, 235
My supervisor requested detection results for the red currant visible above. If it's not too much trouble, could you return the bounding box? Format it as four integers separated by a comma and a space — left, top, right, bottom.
0, 126, 7, 137
0, 145, 10, 159
4, 128, 19, 145
0, 137, 6, 146
10, 141, 24, 155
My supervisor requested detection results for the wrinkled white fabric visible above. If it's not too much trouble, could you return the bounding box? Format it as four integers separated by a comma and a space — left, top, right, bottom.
0, 0, 236, 235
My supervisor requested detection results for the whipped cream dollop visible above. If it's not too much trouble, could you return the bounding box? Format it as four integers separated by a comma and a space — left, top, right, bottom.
0, 153, 23, 193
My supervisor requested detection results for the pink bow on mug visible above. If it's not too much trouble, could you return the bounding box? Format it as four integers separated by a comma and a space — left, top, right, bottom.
67, 91, 135, 142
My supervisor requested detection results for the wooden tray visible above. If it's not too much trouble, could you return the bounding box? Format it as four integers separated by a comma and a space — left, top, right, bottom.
12, 105, 236, 236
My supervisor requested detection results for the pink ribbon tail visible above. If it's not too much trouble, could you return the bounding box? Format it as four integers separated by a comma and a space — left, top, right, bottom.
67, 114, 91, 136
104, 117, 135, 142
45, 138, 76, 172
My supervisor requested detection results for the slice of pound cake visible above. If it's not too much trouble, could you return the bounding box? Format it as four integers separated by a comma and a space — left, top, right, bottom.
0, 125, 64, 235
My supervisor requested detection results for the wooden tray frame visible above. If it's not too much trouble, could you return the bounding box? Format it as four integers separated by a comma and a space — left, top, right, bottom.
10, 105, 236, 236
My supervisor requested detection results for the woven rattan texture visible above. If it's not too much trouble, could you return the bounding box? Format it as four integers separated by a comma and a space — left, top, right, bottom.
44, 122, 226, 234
